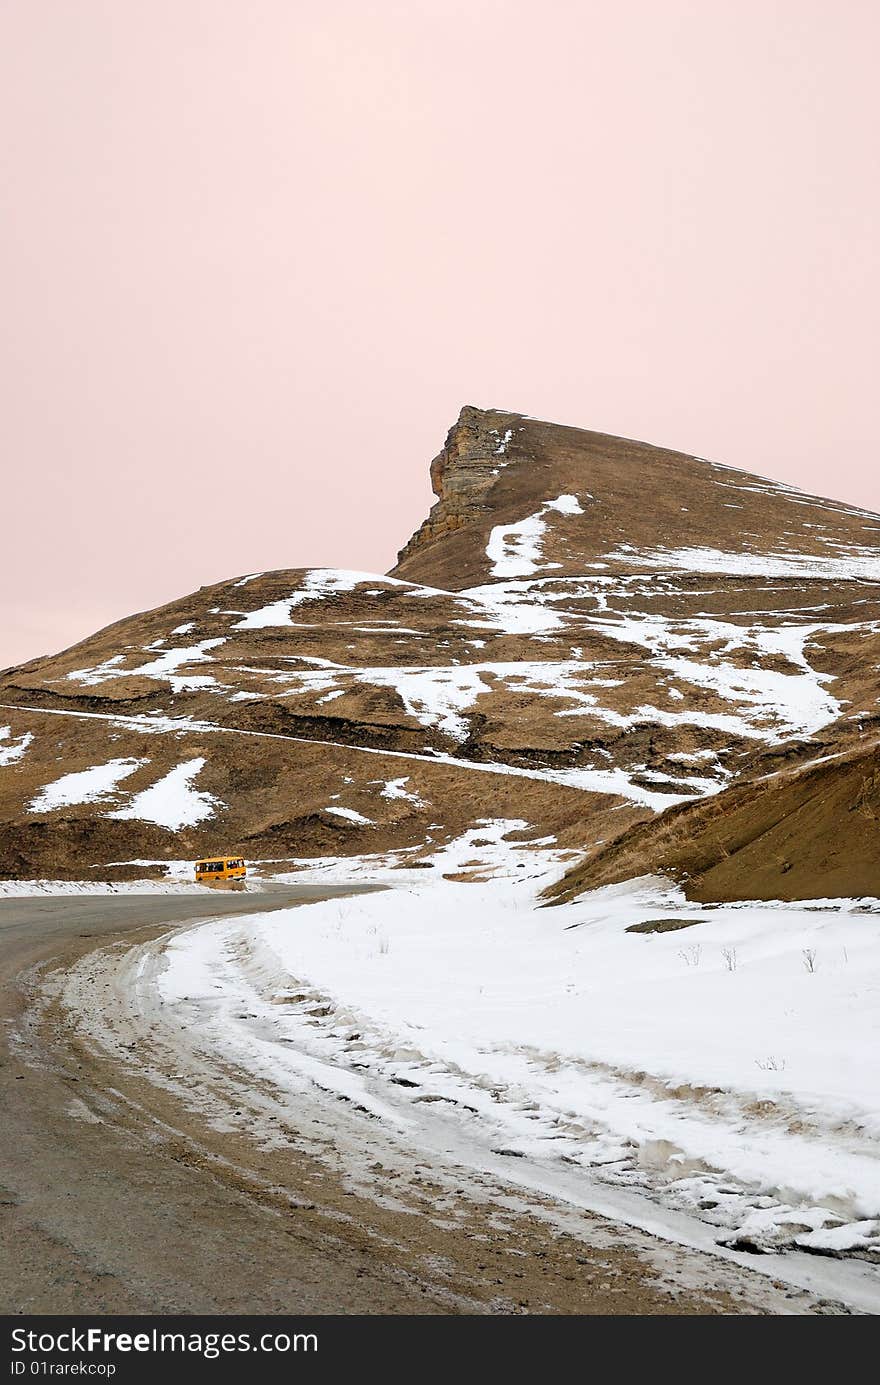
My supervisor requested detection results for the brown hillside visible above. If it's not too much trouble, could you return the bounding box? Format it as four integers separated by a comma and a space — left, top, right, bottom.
2, 405, 879, 890
545, 741, 880, 904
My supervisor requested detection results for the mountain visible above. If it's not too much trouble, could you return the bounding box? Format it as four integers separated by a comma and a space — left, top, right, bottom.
2, 405, 879, 893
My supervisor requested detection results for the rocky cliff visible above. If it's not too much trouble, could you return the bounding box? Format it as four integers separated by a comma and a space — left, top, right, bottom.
394, 405, 524, 574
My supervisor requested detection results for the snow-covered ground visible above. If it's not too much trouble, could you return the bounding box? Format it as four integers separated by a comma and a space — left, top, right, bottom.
0, 877, 211, 897
135, 822, 880, 1269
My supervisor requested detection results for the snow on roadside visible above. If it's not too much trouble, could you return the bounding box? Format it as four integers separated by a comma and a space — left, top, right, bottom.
0, 877, 214, 897
155, 823, 880, 1259
108, 758, 221, 831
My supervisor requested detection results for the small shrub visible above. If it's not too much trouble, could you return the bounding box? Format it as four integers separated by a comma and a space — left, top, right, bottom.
678, 944, 702, 967
755, 1055, 786, 1072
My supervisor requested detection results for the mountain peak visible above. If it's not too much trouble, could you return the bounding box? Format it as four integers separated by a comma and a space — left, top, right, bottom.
391, 407, 879, 590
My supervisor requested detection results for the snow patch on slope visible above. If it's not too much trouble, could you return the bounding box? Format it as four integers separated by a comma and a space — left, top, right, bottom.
607, 544, 880, 581
324, 806, 373, 826
379, 777, 424, 806
108, 758, 221, 831
67, 639, 225, 690
29, 758, 146, 812
486, 495, 585, 578
0, 726, 33, 766
235, 571, 420, 630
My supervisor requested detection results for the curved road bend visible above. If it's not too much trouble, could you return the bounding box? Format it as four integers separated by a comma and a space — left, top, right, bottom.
0, 888, 832, 1315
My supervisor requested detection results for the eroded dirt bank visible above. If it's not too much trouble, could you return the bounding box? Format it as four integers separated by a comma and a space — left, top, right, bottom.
0, 891, 847, 1314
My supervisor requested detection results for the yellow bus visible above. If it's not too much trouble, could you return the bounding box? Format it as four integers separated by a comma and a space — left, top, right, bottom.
195, 856, 247, 886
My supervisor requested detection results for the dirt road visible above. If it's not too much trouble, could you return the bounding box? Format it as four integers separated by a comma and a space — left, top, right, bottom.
0, 889, 840, 1315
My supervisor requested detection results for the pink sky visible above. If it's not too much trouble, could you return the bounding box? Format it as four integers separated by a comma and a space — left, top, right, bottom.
2, 2, 878, 668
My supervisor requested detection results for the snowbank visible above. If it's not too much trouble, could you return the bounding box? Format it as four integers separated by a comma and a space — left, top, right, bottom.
0, 878, 211, 897
156, 824, 880, 1259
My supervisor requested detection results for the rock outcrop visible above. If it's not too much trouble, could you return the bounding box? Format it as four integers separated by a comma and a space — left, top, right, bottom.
394, 405, 523, 574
